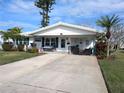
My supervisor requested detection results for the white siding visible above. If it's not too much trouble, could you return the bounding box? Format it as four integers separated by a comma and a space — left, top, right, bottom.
28, 37, 34, 48
28, 25, 96, 52
33, 26, 96, 36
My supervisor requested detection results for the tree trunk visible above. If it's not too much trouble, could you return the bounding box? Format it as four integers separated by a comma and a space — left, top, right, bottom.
107, 39, 110, 57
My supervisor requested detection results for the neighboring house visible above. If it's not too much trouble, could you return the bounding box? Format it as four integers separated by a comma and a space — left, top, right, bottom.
0, 32, 3, 49
24, 22, 97, 53
0, 22, 98, 53
119, 42, 124, 49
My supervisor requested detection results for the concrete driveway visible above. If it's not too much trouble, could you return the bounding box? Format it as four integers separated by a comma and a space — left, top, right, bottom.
0, 54, 108, 93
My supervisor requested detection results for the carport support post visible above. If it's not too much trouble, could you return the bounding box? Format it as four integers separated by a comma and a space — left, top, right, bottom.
67, 37, 71, 54
68, 46, 71, 54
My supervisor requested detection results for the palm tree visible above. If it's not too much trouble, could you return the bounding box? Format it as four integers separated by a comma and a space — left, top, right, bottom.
96, 14, 121, 57
1, 27, 22, 44
8, 27, 22, 34
9, 27, 23, 45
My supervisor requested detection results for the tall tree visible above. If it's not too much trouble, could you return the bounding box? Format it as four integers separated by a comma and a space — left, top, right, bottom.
110, 24, 124, 50
96, 14, 121, 57
35, 0, 55, 27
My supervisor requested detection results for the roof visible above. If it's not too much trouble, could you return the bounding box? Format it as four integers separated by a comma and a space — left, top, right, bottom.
23, 22, 97, 35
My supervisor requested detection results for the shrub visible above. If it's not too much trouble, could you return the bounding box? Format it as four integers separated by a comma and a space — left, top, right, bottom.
11, 47, 18, 51
18, 44, 24, 51
27, 48, 38, 53
95, 42, 107, 59
2, 42, 13, 51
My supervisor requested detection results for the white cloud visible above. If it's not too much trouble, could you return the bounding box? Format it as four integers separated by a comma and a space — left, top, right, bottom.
2, 0, 124, 19
5, 0, 124, 16
1, 0, 124, 18
0, 21, 37, 31
51, 16, 62, 23
7, 0, 38, 14
53, 0, 124, 18
0, 0, 124, 31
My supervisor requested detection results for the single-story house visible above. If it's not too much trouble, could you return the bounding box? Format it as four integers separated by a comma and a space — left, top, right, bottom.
0, 22, 98, 54
24, 22, 97, 53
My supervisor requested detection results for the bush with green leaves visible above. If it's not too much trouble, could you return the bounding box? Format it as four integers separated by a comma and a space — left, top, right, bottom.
2, 42, 13, 51
27, 48, 38, 53
11, 47, 18, 51
18, 44, 24, 51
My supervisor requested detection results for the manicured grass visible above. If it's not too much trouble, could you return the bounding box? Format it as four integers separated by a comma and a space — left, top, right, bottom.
99, 51, 124, 93
0, 51, 40, 65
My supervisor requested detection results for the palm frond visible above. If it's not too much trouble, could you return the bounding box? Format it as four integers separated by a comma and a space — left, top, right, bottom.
110, 15, 121, 26
97, 14, 121, 30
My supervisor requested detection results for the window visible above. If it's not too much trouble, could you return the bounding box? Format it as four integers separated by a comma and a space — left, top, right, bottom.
34, 37, 41, 42
45, 38, 50, 46
51, 38, 56, 47
44, 38, 58, 48
61, 39, 65, 48
24, 38, 29, 45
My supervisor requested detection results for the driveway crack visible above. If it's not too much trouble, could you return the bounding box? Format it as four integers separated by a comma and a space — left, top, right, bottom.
10, 81, 70, 93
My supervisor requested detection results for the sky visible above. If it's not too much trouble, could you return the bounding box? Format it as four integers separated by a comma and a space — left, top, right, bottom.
0, 0, 124, 32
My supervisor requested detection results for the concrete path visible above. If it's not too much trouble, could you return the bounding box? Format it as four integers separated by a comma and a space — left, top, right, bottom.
0, 54, 108, 93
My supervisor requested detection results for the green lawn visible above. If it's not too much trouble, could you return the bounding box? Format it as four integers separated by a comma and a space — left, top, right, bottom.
0, 51, 40, 65
99, 51, 124, 93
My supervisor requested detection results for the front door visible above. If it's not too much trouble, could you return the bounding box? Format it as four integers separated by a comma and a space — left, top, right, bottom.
60, 38, 67, 51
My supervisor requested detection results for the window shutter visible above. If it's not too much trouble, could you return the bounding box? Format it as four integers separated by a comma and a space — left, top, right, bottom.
42, 37, 44, 47
56, 37, 58, 48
